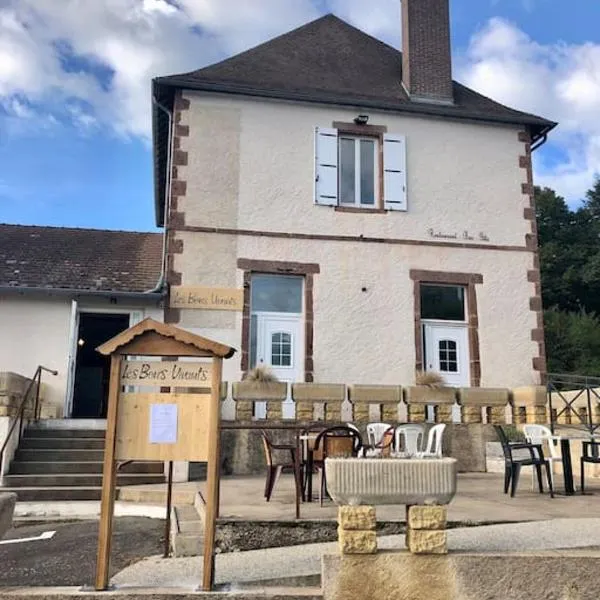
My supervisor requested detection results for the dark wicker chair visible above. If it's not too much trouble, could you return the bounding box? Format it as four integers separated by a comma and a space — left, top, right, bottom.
313, 425, 363, 505
260, 430, 302, 502
494, 425, 554, 498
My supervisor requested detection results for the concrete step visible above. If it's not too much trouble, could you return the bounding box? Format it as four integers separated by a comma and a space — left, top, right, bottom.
23, 428, 106, 439
8, 461, 164, 475
172, 504, 204, 557
19, 437, 105, 450
1, 487, 103, 501
3, 473, 165, 487
172, 532, 204, 557
14, 449, 105, 461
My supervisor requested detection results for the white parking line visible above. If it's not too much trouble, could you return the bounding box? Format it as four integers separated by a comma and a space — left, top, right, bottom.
0, 530, 56, 545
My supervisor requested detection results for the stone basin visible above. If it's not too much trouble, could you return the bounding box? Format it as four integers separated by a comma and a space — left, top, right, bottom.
325, 457, 457, 506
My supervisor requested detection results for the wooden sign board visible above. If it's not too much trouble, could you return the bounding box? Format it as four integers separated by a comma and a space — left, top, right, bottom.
121, 360, 212, 387
115, 392, 210, 461
170, 286, 243, 311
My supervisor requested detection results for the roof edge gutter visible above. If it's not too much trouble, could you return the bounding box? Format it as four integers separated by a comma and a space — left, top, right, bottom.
156, 79, 556, 132
0, 286, 164, 301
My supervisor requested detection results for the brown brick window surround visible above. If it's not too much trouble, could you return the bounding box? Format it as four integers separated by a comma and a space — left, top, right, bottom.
410, 270, 483, 387
237, 259, 320, 382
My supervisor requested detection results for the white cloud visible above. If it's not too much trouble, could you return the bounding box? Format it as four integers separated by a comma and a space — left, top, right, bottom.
458, 18, 600, 205
0, 0, 318, 138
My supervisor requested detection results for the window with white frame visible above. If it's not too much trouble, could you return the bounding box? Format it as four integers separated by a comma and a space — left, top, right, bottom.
314, 126, 407, 211
339, 136, 378, 207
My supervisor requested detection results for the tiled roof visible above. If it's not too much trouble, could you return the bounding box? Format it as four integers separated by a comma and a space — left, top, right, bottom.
0, 224, 162, 293
152, 14, 556, 225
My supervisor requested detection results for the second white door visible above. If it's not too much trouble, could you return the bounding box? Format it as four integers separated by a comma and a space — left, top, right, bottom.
423, 323, 470, 387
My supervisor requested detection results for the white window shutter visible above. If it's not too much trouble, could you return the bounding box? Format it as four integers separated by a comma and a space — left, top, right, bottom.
383, 134, 407, 211
314, 127, 338, 206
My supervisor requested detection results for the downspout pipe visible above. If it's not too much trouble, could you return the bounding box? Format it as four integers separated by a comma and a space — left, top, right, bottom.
146, 95, 174, 294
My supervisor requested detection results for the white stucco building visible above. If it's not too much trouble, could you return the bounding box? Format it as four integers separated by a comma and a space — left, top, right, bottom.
151, 1, 556, 392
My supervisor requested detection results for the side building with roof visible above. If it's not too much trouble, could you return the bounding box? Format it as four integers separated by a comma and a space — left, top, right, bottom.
0, 224, 163, 419
152, 1, 556, 398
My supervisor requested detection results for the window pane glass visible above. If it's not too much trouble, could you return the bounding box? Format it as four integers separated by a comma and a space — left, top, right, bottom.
421, 285, 465, 320
251, 275, 303, 313
438, 340, 458, 372
339, 137, 355, 205
360, 139, 375, 205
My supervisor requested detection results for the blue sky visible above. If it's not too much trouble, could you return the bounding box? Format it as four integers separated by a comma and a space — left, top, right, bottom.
0, 0, 598, 232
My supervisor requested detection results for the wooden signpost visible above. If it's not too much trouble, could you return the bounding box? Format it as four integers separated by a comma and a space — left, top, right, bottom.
93, 318, 235, 592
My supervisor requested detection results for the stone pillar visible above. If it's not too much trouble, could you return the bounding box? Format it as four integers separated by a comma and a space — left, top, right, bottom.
381, 402, 399, 422
296, 401, 313, 421
488, 406, 507, 425
337, 506, 377, 555
325, 401, 342, 422
526, 405, 547, 424
435, 406, 453, 423
406, 505, 448, 555
462, 406, 482, 423
266, 401, 283, 420
353, 402, 369, 423
234, 400, 253, 421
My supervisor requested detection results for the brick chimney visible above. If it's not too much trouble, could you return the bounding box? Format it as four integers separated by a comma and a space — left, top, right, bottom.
401, 0, 454, 104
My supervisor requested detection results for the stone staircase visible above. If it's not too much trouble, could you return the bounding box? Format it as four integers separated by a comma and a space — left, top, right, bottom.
1, 423, 165, 501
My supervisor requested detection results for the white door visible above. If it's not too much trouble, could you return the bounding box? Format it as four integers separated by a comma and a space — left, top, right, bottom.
253, 313, 303, 419
424, 324, 470, 387
258, 314, 303, 383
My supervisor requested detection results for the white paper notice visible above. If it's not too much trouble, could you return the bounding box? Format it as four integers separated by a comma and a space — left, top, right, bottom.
149, 404, 178, 444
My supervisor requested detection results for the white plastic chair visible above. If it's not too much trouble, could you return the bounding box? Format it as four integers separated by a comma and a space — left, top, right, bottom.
523, 424, 563, 489
417, 424, 446, 458
346, 423, 366, 456
362, 422, 392, 457
394, 424, 424, 457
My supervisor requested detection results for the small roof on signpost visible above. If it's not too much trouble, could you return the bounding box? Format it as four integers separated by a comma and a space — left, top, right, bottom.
96, 317, 236, 358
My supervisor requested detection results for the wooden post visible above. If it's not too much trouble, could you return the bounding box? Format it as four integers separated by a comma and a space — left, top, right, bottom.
95, 355, 122, 590
202, 356, 222, 591
164, 461, 174, 558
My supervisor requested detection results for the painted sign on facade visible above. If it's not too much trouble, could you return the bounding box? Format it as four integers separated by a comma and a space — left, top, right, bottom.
170, 286, 244, 311
121, 360, 212, 386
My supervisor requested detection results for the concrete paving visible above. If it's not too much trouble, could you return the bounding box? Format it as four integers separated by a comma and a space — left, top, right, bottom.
111, 518, 600, 589
209, 472, 600, 524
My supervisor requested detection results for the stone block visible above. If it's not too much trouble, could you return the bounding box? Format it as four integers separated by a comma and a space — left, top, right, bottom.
526, 406, 547, 424
232, 381, 287, 401
408, 506, 447, 530
405, 386, 456, 405
352, 402, 369, 423
488, 406, 507, 424
266, 400, 283, 420
325, 402, 342, 422
292, 383, 345, 403
462, 406, 482, 423
349, 385, 402, 404
407, 405, 426, 423
382, 403, 399, 422
296, 401, 314, 421
338, 528, 377, 554
458, 387, 509, 407
435, 406, 453, 423
512, 385, 547, 407
338, 506, 376, 531
234, 400, 253, 421
0, 493, 16, 539
406, 529, 447, 554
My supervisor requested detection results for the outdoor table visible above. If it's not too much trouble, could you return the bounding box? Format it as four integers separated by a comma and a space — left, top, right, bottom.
555, 434, 600, 495
221, 421, 342, 516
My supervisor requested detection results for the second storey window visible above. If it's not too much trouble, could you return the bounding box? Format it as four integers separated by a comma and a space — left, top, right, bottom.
339, 136, 377, 207
315, 126, 407, 211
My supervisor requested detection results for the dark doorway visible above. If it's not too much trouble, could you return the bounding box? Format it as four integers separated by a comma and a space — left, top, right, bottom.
72, 313, 130, 418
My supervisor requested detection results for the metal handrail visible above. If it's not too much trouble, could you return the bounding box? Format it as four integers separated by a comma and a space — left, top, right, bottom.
0, 365, 58, 469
